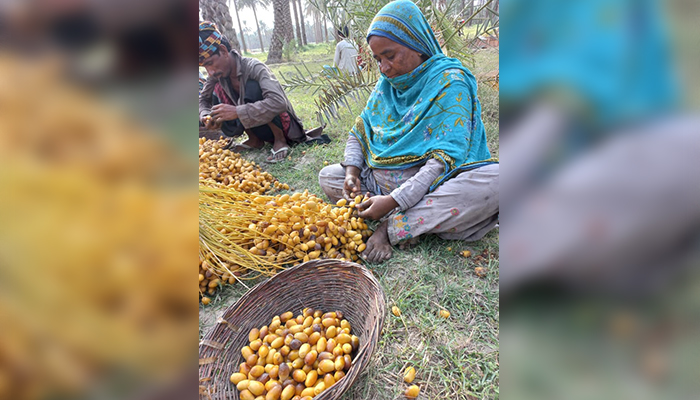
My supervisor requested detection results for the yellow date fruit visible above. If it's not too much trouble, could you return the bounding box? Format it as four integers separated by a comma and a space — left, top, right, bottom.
319, 359, 335, 373
247, 380, 265, 396
239, 389, 255, 400
404, 366, 416, 383
281, 384, 295, 400
266, 385, 282, 400
405, 385, 420, 398
230, 372, 246, 385
292, 369, 306, 383
304, 370, 318, 387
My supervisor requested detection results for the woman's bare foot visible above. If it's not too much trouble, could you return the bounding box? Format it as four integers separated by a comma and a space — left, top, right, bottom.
362, 220, 393, 263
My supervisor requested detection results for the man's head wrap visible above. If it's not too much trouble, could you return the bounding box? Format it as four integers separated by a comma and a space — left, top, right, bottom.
199, 21, 222, 65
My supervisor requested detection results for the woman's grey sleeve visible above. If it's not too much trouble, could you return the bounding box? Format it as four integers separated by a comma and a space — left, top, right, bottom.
390, 158, 445, 211
342, 135, 365, 169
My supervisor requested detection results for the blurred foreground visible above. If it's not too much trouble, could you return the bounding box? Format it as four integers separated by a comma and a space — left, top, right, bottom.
0, 0, 198, 399
501, 0, 700, 398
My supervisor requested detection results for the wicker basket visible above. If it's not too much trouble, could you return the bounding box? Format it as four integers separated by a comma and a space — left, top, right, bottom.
199, 259, 386, 400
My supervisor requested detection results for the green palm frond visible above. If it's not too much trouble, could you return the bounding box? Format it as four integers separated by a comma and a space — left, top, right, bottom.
314, 68, 376, 125
279, 62, 377, 125
278, 62, 327, 93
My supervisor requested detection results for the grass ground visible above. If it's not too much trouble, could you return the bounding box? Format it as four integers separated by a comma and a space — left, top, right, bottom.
200, 43, 499, 399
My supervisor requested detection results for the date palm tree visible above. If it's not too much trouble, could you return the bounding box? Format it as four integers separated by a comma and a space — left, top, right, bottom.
200, 0, 241, 51
259, 20, 270, 47
266, 0, 295, 63
238, 0, 267, 52
304, 1, 324, 43
296, 0, 308, 45
291, 0, 302, 46
283, 1, 295, 43
230, 0, 248, 53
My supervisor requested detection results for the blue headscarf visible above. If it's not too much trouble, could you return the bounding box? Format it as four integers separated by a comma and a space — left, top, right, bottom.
351, 0, 496, 191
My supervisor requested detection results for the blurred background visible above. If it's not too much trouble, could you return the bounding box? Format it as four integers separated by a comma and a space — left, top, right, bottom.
0, 0, 198, 399
500, 0, 700, 398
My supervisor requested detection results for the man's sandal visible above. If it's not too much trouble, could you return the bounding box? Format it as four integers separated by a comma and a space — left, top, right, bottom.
265, 146, 290, 163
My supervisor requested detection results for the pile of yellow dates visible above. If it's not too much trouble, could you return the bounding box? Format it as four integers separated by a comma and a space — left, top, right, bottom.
244, 193, 371, 264
199, 193, 372, 304
198, 258, 242, 300
199, 138, 289, 194
230, 309, 359, 400
248, 191, 372, 262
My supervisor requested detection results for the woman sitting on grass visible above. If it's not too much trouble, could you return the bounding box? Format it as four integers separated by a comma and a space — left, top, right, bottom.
318, 0, 499, 262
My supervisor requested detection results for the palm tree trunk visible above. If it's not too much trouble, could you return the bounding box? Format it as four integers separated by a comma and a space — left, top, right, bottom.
314, 13, 320, 43
282, 0, 294, 44
266, 0, 286, 63
201, 0, 241, 51
323, 18, 328, 43
230, 0, 248, 53
317, 15, 322, 43
251, 5, 265, 52
291, 0, 302, 46
297, 0, 307, 45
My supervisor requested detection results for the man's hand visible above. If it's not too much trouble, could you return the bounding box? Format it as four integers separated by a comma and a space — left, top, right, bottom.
356, 195, 399, 220
202, 114, 222, 130
211, 104, 238, 123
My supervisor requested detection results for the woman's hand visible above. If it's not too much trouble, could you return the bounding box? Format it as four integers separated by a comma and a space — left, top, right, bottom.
356, 195, 399, 220
343, 166, 362, 200
211, 104, 239, 123
343, 176, 361, 200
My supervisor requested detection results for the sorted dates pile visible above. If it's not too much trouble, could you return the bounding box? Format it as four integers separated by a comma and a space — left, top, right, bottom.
199, 138, 289, 194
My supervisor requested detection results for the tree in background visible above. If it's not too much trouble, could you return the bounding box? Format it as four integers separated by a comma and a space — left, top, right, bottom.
315, 2, 329, 42
267, 0, 295, 63
230, 0, 248, 53
291, 0, 303, 46
304, 1, 324, 43
259, 21, 271, 47
283, 0, 295, 44
296, 0, 308, 45
200, 0, 241, 51
238, 0, 267, 52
